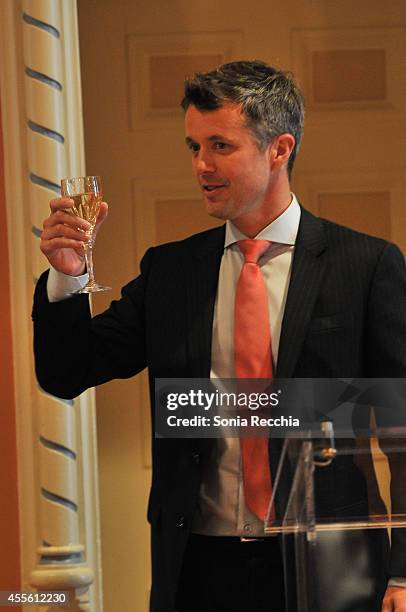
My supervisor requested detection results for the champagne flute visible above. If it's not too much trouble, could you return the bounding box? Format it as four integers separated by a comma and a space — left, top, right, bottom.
61, 175, 111, 293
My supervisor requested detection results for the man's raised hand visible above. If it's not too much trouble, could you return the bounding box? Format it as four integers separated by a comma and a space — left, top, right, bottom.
40, 197, 108, 276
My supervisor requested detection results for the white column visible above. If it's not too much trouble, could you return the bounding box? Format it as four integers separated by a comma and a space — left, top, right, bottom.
0, 1, 103, 610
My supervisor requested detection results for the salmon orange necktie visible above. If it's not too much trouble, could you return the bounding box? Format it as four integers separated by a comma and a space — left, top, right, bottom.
234, 239, 273, 520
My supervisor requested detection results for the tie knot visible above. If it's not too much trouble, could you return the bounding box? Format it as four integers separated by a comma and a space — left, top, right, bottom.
236, 239, 271, 264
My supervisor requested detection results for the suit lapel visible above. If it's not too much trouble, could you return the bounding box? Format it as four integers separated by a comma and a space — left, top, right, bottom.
185, 225, 225, 377
181, 210, 326, 378
276, 208, 327, 377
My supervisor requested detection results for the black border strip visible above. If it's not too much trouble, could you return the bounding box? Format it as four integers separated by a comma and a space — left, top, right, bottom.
30, 173, 60, 194
23, 13, 60, 38
41, 489, 78, 512
39, 436, 77, 461
28, 120, 64, 144
40, 553, 82, 564
25, 67, 62, 91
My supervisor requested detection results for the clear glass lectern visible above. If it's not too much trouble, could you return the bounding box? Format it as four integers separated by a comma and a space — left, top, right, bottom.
265, 426, 406, 612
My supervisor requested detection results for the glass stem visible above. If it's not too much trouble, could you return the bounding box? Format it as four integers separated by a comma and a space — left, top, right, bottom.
84, 238, 96, 287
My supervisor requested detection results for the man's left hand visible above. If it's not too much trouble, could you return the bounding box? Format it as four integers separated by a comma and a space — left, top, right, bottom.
382, 586, 406, 611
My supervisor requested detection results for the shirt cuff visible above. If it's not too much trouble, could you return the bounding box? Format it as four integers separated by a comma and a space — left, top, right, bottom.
388, 577, 406, 588
47, 267, 89, 302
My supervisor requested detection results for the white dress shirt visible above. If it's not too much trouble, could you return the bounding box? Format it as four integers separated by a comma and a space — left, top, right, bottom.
192, 195, 301, 536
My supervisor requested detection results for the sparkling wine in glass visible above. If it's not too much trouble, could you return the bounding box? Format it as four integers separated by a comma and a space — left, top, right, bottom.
61, 175, 111, 293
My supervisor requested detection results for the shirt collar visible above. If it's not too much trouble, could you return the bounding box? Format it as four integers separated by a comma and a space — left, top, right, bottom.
224, 193, 301, 248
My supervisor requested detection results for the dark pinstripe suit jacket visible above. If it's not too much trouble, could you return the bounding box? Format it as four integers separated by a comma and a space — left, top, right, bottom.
33, 207, 406, 612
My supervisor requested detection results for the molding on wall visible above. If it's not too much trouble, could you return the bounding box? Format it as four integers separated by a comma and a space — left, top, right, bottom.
293, 170, 406, 252
126, 30, 243, 129
291, 26, 406, 114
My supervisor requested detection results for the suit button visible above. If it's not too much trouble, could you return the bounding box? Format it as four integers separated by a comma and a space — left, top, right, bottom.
192, 452, 200, 464
176, 515, 186, 528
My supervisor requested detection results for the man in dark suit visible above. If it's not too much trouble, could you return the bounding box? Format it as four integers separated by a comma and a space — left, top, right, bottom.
33, 61, 406, 611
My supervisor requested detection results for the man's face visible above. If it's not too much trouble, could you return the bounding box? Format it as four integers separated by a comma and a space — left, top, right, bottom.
185, 103, 275, 224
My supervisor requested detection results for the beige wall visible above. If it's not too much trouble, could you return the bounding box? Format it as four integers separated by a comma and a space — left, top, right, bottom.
0, 88, 22, 602
77, 1, 406, 610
